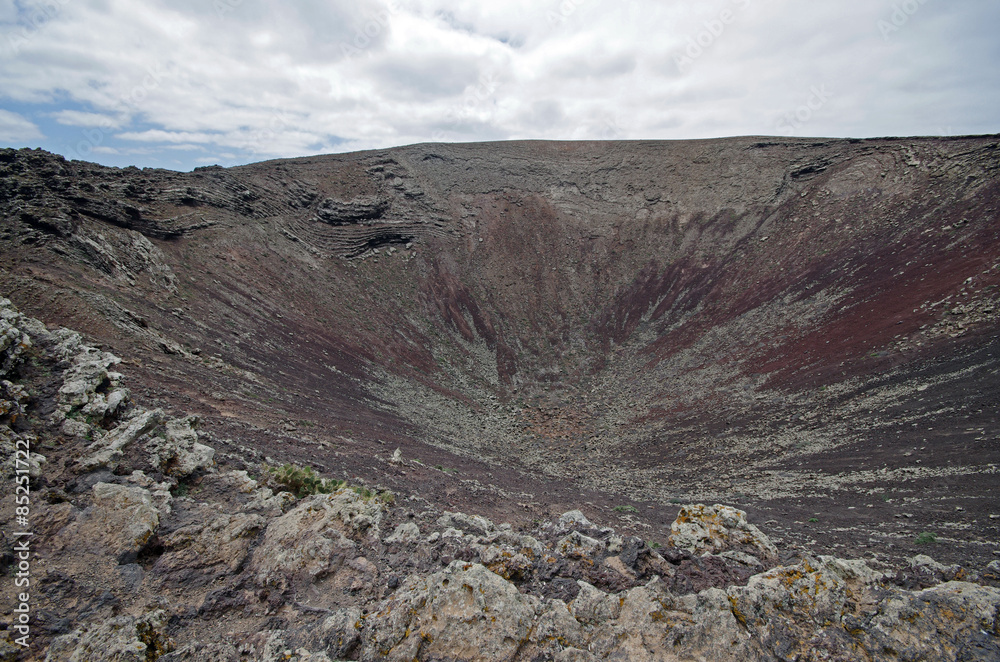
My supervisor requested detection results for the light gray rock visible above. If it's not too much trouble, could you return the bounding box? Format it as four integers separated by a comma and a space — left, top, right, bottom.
557, 530, 603, 559
479, 544, 534, 581
257, 631, 328, 662
243, 485, 298, 515
590, 582, 717, 661
719, 549, 766, 570
61, 417, 92, 439
680, 588, 749, 661
347, 556, 380, 592
385, 522, 421, 544
126, 471, 173, 514
437, 511, 496, 537
668, 503, 778, 563
0, 299, 31, 377
570, 581, 621, 625
531, 599, 585, 651
219, 469, 261, 495
44, 610, 170, 662
320, 488, 385, 536
157, 642, 240, 661
47, 327, 86, 363
0, 428, 44, 479
366, 561, 539, 662
557, 510, 594, 532
146, 415, 216, 477
319, 607, 363, 659
0, 378, 29, 422
248, 491, 384, 590
489, 529, 545, 558
908, 553, 967, 581
103, 387, 130, 417
62, 483, 162, 564
77, 408, 164, 472
289, 649, 332, 662
726, 556, 882, 660
57, 345, 122, 412
859, 581, 1000, 660
605, 534, 625, 555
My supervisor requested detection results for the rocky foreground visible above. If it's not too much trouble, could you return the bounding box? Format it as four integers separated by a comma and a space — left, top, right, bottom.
0, 299, 998, 661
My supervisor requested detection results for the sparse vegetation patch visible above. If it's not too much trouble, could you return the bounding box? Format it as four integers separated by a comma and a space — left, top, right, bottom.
266, 462, 345, 498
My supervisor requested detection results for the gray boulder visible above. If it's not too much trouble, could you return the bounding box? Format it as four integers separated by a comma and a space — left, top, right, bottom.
44, 610, 170, 662
365, 561, 539, 662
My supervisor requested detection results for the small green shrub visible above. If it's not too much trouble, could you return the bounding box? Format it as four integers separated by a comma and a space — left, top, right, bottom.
614, 505, 638, 513
267, 463, 343, 498
808, 518, 819, 523
915, 531, 938, 545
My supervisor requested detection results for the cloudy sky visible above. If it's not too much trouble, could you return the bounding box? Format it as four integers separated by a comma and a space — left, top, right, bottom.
1, 0, 998, 171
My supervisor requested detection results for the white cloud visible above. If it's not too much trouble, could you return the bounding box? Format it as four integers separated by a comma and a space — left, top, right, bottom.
0, 0, 997, 168
116, 130, 216, 144
51, 110, 125, 129
0, 109, 43, 142
163, 143, 208, 151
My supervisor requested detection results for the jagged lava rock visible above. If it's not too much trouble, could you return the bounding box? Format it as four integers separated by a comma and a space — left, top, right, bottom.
668, 503, 778, 564
367, 560, 539, 662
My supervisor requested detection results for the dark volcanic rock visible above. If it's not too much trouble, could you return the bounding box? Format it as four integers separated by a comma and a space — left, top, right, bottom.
314, 195, 390, 225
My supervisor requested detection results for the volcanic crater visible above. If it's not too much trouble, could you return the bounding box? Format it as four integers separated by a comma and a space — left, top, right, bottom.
2, 135, 999, 572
